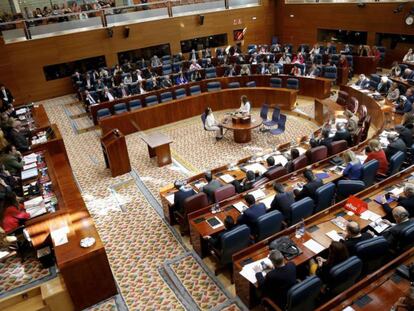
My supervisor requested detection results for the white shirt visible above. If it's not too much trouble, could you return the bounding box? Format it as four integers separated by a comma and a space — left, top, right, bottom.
87, 94, 95, 104
2, 89, 7, 101
205, 113, 218, 130
106, 92, 114, 102
239, 101, 251, 114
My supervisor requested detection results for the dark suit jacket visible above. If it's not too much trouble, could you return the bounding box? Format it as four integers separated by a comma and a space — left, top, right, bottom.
342, 232, 372, 255
173, 187, 196, 214
398, 127, 413, 147
270, 192, 295, 220
295, 178, 323, 201
385, 138, 407, 160
237, 203, 266, 229
1, 88, 14, 106
333, 129, 352, 146
382, 196, 414, 219
256, 262, 297, 307
8, 129, 29, 152
382, 219, 414, 251
202, 180, 222, 202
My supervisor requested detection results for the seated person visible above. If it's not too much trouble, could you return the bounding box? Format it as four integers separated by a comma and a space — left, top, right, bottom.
402, 69, 414, 82
0, 191, 30, 233
173, 180, 196, 214
381, 183, 414, 219
340, 221, 372, 255
310, 129, 333, 149
204, 107, 223, 141
310, 241, 349, 283
84, 90, 99, 107
354, 74, 370, 89
237, 194, 266, 229
294, 169, 323, 201
175, 72, 188, 85
0, 145, 23, 176
285, 148, 300, 173
333, 122, 352, 146
403, 48, 414, 63
204, 215, 237, 249
387, 82, 400, 102
239, 64, 251, 76
270, 183, 295, 220
342, 150, 362, 180
395, 96, 412, 114
344, 109, 359, 135
395, 125, 413, 147
385, 132, 407, 160
381, 206, 414, 251
239, 95, 251, 114
224, 64, 237, 77
232, 170, 256, 193
263, 156, 277, 175
377, 76, 390, 94
365, 139, 389, 175
201, 171, 222, 203
253, 249, 296, 308
8, 120, 29, 152
389, 61, 402, 78
101, 87, 116, 102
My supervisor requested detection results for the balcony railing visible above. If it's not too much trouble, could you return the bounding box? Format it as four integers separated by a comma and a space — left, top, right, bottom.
0, 0, 260, 44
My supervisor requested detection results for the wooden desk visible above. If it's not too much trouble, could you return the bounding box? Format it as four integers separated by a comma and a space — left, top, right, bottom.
32, 104, 51, 129
221, 116, 262, 143
141, 132, 173, 167
30, 124, 67, 159
353, 56, 378, 75
92, 75, 332, 125
337, 67, 349, 86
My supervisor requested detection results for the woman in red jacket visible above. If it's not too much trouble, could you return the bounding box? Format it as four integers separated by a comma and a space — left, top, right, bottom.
365, 139, 389, 175
0, 192, 29, 233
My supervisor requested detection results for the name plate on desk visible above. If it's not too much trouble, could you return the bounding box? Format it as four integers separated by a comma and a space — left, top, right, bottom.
232, 115, 251, 125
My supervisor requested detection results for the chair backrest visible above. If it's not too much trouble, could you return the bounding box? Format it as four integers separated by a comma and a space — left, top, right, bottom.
346, 55, 353, 67
205, 67, 217, 78
337, 91, 349, 107
292, 155, 308, 171
314, 182, 336, 214
213, 184, 236, 203
286, 78, 299, 90
183, 192, 209, 218
207, 81, 221, 92
286, 276, 322, 311
361, 116, 371, 141
145, 95, 159, 106
328, 256, 362, 296
323, 66, 337, 79
201, 113, 207, 130
289, 197, 315, 226
400, 222, 414, 251
271, 107, 281, 122
264, 166, 288, 180
190, 85, 201, 95
253, 210, 284, 242
162, 64, 172, 75
336, 180, 366, 201
246, 81, 256, 87
260, 104, 269, 121
352, 128, 363, 146
306, 146, 328, 164
347, 97, 359, 113
277, 114, 287, 131
330, 54, 340, 65
220, 225, 251, 264
160, 91, 173, 103
355, 236, 389, 274
129, 99, 142, 110
175, 88, 187, 99
369, 74, 381, 88
329, 140, 348, 156
97, 108, 111, 120
361, 159, 379, 186
270, 77, 282, 88
114, 103, 127, 114
388, 151, 405, 175
228, 82, 241, 88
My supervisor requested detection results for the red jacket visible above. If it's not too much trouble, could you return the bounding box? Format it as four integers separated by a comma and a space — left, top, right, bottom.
366, 150, 389, 175
1, 205, 30, 233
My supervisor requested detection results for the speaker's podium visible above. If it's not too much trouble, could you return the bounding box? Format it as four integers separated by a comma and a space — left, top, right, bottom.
101, 129, 131, 177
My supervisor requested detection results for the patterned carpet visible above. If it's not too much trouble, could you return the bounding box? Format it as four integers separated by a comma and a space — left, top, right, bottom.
0, 94, 317, 309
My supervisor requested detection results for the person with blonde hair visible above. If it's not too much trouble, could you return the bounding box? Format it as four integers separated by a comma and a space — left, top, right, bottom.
0, 129, 8, 150
342, 150, 362, 180
365, 139, 388, 175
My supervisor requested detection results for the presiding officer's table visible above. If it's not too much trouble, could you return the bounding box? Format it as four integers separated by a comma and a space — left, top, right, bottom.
141, 132, 173, 166
221, 115, 262, 143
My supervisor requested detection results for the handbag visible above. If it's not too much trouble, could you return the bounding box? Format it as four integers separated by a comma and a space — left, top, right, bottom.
269, 236, 302, 260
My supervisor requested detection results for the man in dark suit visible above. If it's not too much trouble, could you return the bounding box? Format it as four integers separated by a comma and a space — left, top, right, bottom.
202, 171, 222, 203
385, 133, 407, 160
204, 215, 237, 250
395, 96, 412, 114
341, 221, 372, 255
237, 194, 266, 229
381, 183, 414, 218
294, 169, 323, 201
382, 206, 414, 251
395, 125, 413, 147
263, 156, 277, 176
333, 122, 352, 146
0, 85, 14, 109
84, 90, 99, 106
116, 83, 130, 98
270, 183, 295, 220
173, 180, 196, 214
8, 120, 29, 152
253, 249, 297, 307
355, 74, 370, 89
376, 76, 390, 95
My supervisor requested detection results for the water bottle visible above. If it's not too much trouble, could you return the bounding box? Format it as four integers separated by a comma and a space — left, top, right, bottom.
299, 219, 305, 237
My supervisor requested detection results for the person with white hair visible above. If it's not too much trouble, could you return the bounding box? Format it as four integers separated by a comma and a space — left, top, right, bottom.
387, 82, 400, 102
385, 132, 407, 160
395, 95, 412, 114
403, 48, 414, 63
355, 74, 370, 89
402, 68, 414, 81
333, 122, 352, 146
377, 76, 390, 94
381, 183, 414, 218
381, 206, 414, 251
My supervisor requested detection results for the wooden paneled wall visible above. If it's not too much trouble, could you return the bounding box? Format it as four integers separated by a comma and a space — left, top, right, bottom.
0, 1, 275, 104
274, 2, 413, 65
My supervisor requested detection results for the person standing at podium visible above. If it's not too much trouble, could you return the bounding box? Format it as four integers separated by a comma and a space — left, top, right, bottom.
239, 95, 251, 114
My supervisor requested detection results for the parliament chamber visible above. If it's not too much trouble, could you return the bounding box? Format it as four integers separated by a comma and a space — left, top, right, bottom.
0, 0, 414, 310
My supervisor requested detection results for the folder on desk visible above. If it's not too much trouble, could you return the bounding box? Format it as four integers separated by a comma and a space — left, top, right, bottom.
23, 153, 38, 165
303, 239, 325, 254
243, 163, 267, 175
273, 155, 288, 166
233, 201, 248, 213
260, 195, 275, 210
23, 162, 37, 171
220, 174, 235, 183
249, 189, 266, 200
21, 167, 38, 181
